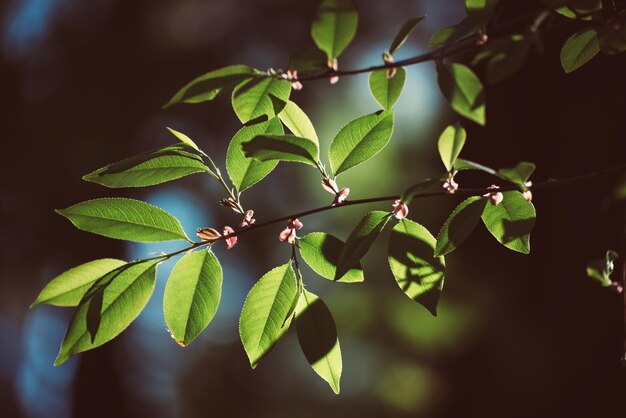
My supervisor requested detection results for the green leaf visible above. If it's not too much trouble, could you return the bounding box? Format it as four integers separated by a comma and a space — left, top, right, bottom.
55, 261, 158, 366
242, 134, 320, 167
481, 191, 536, 254
437, 123, 466, 172
239, 263, 299, 368
498, 161, 535, 186
299, 232, 364, 283
289, 48, 328, 73
388, 16, 426, 55
164, 65, 259, 108
329, 110, 394, 176
231, 77, 291, 123
295, 289, 342, 394
368, 67, 406, 110
335, 211, 391, 280
31, 259, 126, 308
454, 158, 498, 176
164, 251, 222, 347
311, 0, 358, 60
56, 198, 189, 243
226, 117, 283, 192
83, 145, 210, 188
472, 35, 530, 84
166, 127, 203, 153
435, 196, 487, 256
560, 28, 600, 73
278, 101, 319, 145
465, 0, 499, 14
389, 219, 446, 316
586, 260, 611, 286
437, 63, 486, 125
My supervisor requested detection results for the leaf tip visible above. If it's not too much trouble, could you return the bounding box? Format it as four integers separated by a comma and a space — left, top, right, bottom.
176, 340, 187, 348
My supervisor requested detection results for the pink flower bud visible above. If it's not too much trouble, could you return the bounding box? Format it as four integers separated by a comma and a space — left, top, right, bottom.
279, 219, 303, 244
239, 210, 256, 228
329, 75, 339, 84
443, 179, 459, 194
483, 185, 503, 206
331, 187, 350, 206
382, 51, 394, 64
322, 177, 339, 194
392, 199, 409, 219
523, 190, 533, 201
196, 227, 221, 241
223, 226, 237, 249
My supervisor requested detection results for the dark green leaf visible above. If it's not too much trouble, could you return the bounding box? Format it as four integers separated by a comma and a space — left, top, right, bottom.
498, 161, 535, 186
231, 77, 291, 123
311, 0, 358, 59
335, 211, 391, 280
226, 117, 283, 192
164, 65, 259, 108
55, 261, 158, 365
368, 67, 406, 110
83, 145, 209, 188
388, 16, 425, 55
435, 196, 487, 256
454, 158, 498, 176
560, 28, 600, 73
56, 198, 189, 243
389, 219, 446, 316
242, 134, 319, 167
289, 48, 328, 73
437, 122, 466, 172
239, 263, 299, 368
299, 232, 364, 283
482, 191, 536, 253
437, 63, 486, 125
31, 259, 126, 308
164, 251, 222, 347
295, 290, 342, 394
329, 111, 394, 175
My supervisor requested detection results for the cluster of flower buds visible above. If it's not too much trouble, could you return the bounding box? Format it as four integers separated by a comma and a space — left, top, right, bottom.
382, 51, 397, 79
283, 69, 303, 90
220, 197, 243, 215
327, 58, 339, 84
522, 181, 533, 201
279, 218, 303, 244
443, 172, 459, 194
476, 30, 488, 46
483, 185, 504, 206
196, 226, 238, 250
392, 199, 409, 219
239, 210, 255, 228
322, 177, 350, 206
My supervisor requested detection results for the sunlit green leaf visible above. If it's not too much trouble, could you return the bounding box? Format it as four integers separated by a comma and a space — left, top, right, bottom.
389, 219, 446, 316
232, 77, 291, 123
454, 158, 498, 176
336, 211, 391, 280
299, 232, 364, 283
83, 145, 209, 188
498, 161, 535, 186
435, 196, 487, 256
311, 0, 358, 59
295, 289, 342, 394
242, 134, 319, 167
56, 198, 189, 242
164, 65, 259, 108
438, 63, 486, 125
437, 122, 466, 172
368, 68, 406, 110
226, 117, 283, 192
329, 111, 394, 175
278, 101, 319, 145
388, 16, 425, 55
31, 259, 126, 308
560, 28, 600, 73
465, 0, 499, 14
482, 191, 536, 253
164, 251, 222, 347
166, 127, 203, 153
239, 263, 299, 368
55, 261, 158, 365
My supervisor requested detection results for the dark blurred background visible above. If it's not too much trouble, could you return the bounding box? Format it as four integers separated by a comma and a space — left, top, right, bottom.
1, 0, 625, 417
